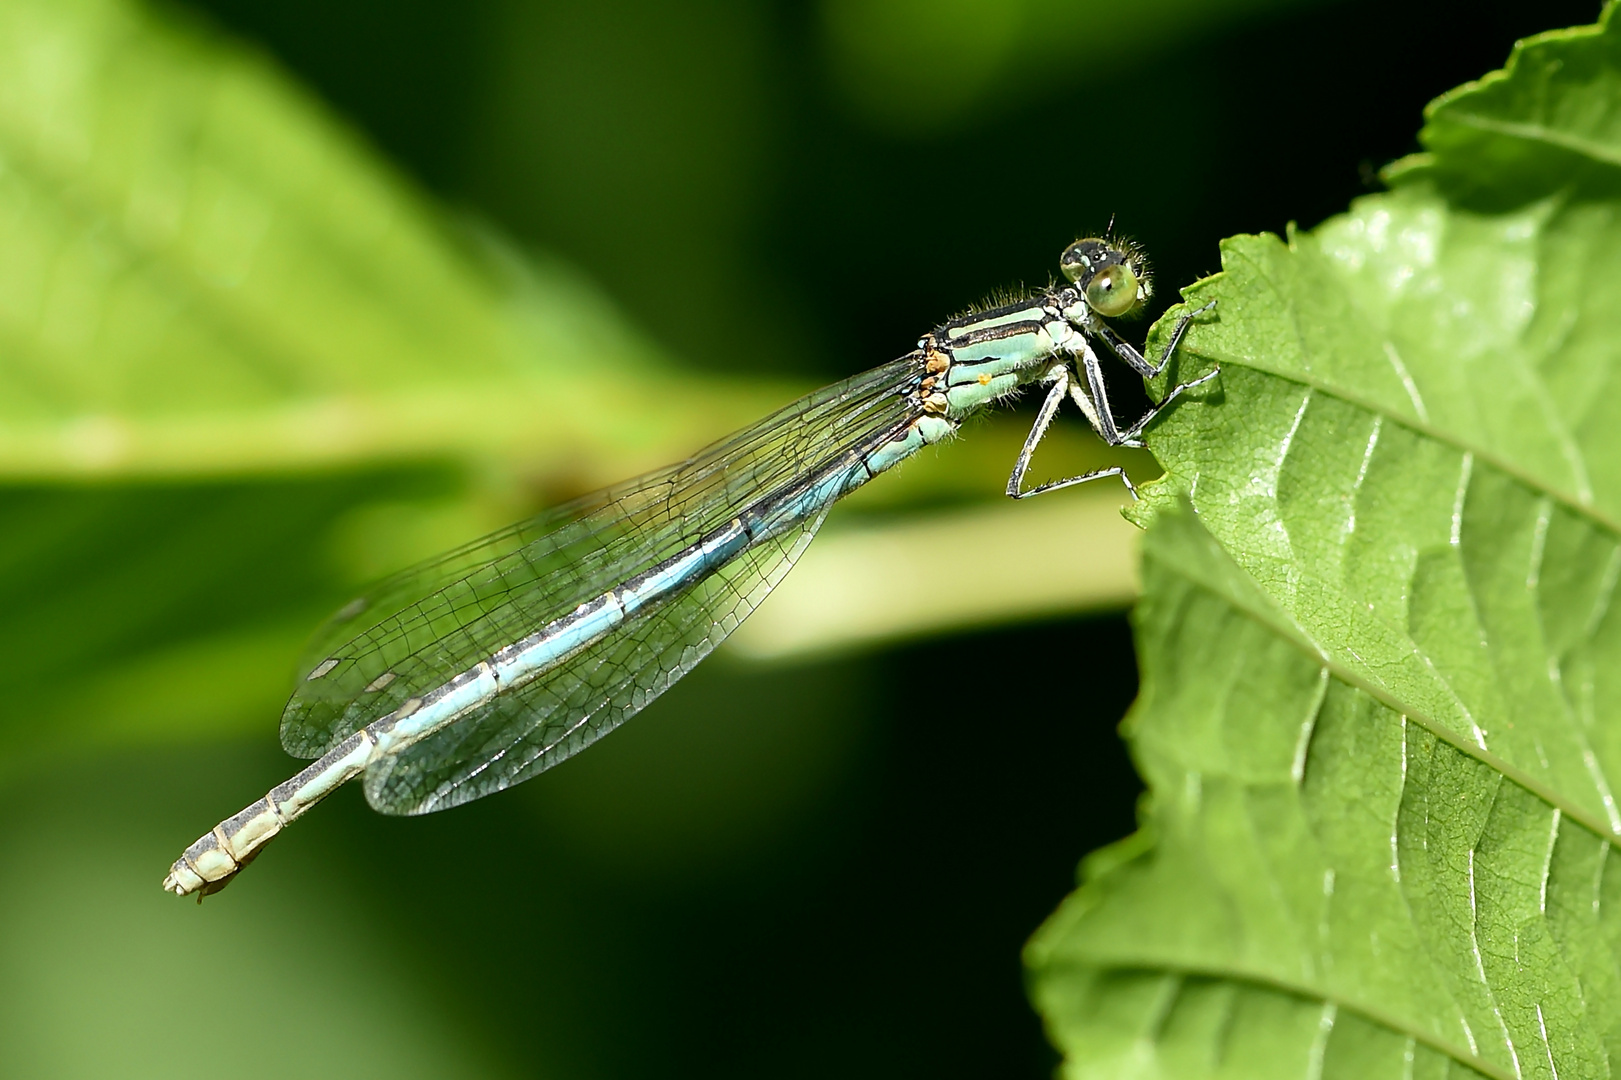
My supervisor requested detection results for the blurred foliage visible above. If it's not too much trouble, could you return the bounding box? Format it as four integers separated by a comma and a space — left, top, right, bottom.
820, 0, 1342, 133
0, 0, 777, 477
1032, 7, 1621, 1076
0, 0, 1609, 1076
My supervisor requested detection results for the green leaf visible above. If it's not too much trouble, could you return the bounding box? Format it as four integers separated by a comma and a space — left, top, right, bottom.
0, 0, 783, 480
1030, 6, 1621, 1077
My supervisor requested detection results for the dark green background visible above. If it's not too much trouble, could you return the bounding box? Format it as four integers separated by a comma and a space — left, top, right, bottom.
4, 2, 1601, 1076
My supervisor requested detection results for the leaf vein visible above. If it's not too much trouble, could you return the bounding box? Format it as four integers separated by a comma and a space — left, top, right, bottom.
1446, 110, 1621, 171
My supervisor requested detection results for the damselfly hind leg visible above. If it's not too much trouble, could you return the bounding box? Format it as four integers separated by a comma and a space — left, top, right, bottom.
1006, 372, 1140, 500
1009, 464, 1137, 501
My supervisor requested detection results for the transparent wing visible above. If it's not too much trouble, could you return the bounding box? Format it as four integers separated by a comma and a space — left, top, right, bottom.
280, 355, 924, 810
363, 510, 823, 814
280, 478, 670, 758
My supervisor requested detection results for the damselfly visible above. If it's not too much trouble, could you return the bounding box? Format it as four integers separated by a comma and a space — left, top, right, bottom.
163, 237, 1216, 898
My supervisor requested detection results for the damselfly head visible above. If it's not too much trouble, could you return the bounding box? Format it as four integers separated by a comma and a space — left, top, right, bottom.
1060, 237, 1152, 319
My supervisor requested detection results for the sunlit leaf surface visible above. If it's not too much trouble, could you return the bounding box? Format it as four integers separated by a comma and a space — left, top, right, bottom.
1031, 7, 1621, 1077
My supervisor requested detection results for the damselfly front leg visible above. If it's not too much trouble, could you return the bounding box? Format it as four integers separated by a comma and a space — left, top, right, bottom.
1091, 300, 1216, 380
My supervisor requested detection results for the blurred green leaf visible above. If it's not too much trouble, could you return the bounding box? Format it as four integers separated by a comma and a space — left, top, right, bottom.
1030, 7, 1621, 1076
1399, 7, 1621, 205
0, 0, 786, 479
0, 471, 475, 775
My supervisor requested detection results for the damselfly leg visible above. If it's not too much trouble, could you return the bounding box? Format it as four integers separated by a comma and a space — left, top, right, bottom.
1007, 299, 1218, 501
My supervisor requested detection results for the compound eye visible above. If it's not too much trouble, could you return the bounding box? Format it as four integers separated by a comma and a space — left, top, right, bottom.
1085, 263, 1140, 318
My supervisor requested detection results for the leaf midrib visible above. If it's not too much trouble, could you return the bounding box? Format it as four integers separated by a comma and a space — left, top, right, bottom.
0, 63, 519, 414
1060, 953, 1520, 1080
1148, 373, 1621, 862
1444, 109, 1621, 172
1112, 541, 1569, 1080
1183, 343, 1621, 538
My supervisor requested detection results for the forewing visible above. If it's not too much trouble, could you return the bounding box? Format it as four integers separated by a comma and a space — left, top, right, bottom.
280, 357, 921, 768
282, 485, 633, 756
282, 475, 679, 757
361, 510, 824, 814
